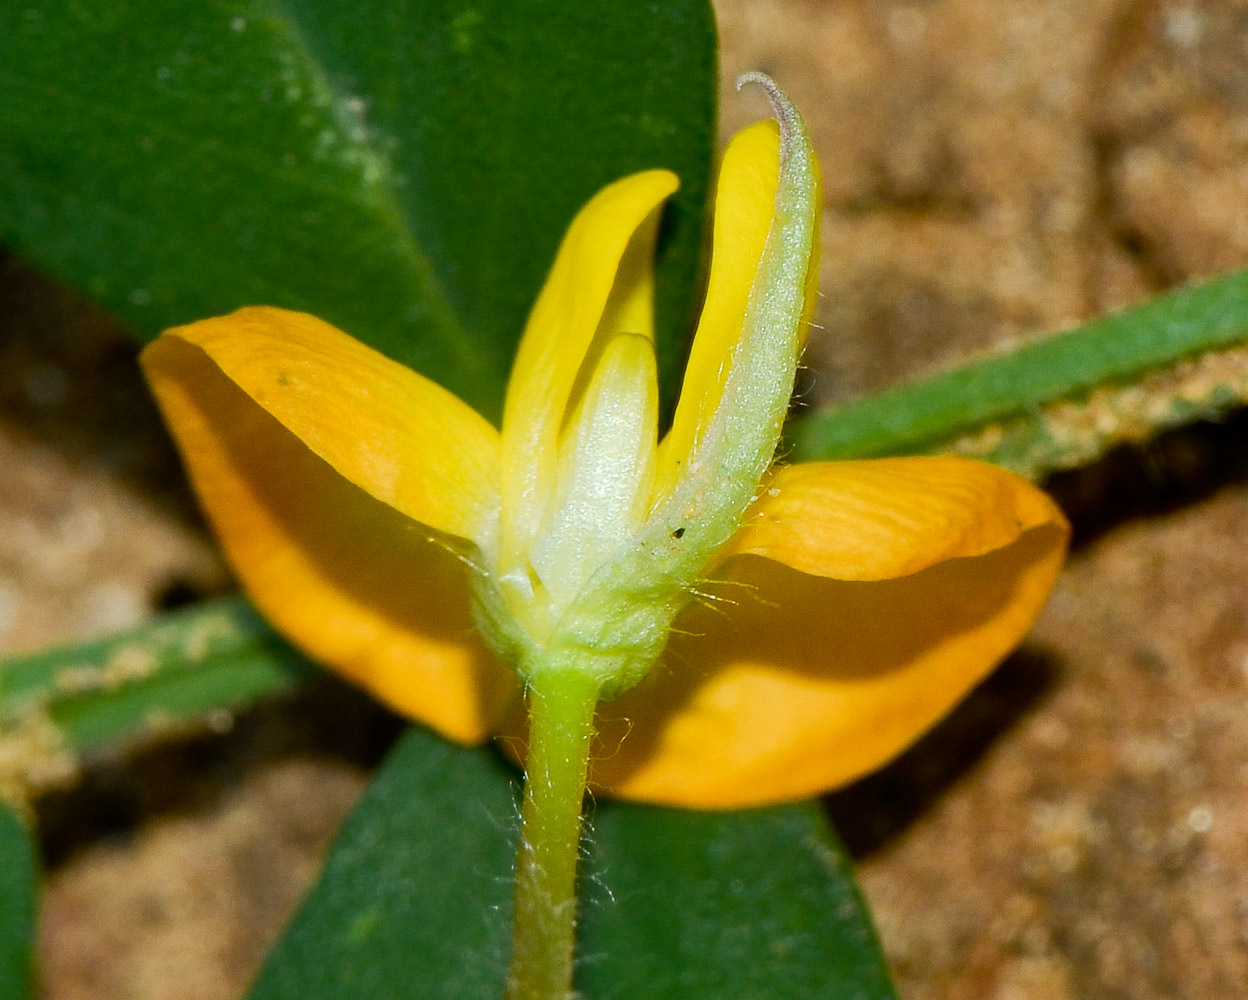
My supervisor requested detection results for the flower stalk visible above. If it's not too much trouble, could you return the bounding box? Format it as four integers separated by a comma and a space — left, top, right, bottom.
505, 668, 601, 1000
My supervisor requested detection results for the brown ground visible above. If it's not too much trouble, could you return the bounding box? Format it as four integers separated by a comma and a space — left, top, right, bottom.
4, 1, 1248, 997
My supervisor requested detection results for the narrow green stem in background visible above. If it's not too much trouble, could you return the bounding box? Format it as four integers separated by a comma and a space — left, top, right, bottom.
785, 269, 1248, 462
505, 669, 602, 1000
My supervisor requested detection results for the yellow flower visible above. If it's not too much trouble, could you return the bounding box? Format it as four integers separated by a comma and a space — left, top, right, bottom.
141, 85, 1067, 810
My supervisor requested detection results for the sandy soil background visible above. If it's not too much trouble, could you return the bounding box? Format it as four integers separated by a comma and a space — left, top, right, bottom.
3, 1, 1248, 997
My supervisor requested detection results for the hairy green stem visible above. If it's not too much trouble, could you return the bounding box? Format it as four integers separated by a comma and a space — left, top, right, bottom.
505, 669, 601, 1000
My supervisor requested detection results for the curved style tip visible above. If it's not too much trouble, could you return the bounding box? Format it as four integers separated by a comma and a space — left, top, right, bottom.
734, 72, 806, 165
734, 70, 776, 94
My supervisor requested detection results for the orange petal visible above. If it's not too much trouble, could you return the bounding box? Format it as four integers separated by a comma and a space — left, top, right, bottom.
144, 307, 502, 546
141, 328, 516, 742
720, 456, 1067, 579
589, 459, 1068, 807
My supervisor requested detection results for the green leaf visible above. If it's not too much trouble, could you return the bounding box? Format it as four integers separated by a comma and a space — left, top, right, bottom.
0, 805, 37, 999
245, 730, 897, 999
579, 803, 898, 1000
0, 0, 716, 417
786, 269, 1248, 465
244, 727, 518, 1000
0, 598, 313, 781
